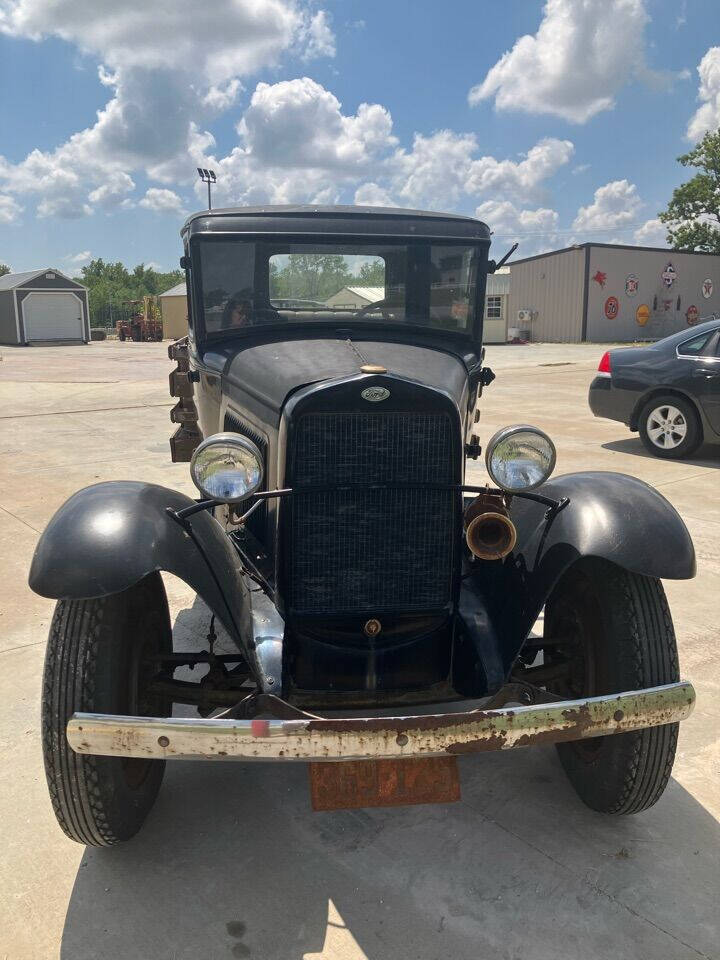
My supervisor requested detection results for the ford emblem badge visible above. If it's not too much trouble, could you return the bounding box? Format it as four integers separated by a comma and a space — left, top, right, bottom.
361, 386, 390, 402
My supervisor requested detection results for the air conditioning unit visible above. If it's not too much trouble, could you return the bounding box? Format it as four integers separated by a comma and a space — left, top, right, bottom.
517, 308, 533, 323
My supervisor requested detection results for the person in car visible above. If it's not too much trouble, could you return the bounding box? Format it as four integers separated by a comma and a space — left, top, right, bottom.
222, 292, 253, 329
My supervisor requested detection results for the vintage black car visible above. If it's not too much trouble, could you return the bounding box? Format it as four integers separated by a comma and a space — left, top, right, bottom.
589, 317, 720, 458
30, 206, 696, 846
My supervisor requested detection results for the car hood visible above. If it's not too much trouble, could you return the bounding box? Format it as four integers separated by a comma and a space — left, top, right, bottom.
217, 337, 471, 414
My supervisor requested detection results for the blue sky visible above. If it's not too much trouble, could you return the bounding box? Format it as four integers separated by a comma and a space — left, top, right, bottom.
0, 0, 719, 275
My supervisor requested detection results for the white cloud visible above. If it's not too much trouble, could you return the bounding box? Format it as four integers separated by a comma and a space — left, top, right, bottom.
201, 78, 397, 206
299, 10, 336, 60
63, 250, 92, 265
0, 194, 22, 223
0, 0, 311, 79
203, 80, 243, 114
633, 218, 669, 246
0, 1, 335, 218
687, 46, 720, 141
88, 171, 135, 208
572, 179, 642, 232
354, 182, 396, 207
188, 80, 573, 213
392, 131, 478, 208
475, 199, 560, 256
465, 137, 574, 202
469, 0, 652, 123
139, 188, 185, 213
386, 132, 573, 210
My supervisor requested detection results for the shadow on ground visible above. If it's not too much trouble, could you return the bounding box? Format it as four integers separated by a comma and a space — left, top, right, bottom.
601, 437, 720, 467
60, 599, 720, 960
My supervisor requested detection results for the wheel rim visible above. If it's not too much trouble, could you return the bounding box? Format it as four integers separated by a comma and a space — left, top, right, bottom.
646, 404, 687, 449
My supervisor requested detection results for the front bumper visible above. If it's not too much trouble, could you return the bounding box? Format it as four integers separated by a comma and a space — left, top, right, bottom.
67, 681, 695, 762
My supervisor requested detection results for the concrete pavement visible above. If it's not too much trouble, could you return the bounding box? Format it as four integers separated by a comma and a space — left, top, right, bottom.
0, 340, 718, 960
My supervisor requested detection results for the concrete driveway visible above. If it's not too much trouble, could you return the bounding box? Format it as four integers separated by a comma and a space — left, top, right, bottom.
1, 340, 718, 960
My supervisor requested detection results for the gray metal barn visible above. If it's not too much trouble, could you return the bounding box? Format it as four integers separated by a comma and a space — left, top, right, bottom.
0, 269, 90, 345
507, 243, 720, 343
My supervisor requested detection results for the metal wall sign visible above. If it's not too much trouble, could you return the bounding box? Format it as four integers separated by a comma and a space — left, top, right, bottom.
604, 296, 619, 320
636, 304, 650, 326
686, 305, 699, 325
592, 270, 607, 288
625, 274, 639, 297
661, 262, 677, 288
702, 278, 713, 299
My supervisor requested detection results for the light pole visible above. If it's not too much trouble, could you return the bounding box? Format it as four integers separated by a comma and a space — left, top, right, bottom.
197, 168, 217, 210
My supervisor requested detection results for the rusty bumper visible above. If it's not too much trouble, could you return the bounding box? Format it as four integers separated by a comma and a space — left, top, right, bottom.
66, 681, 695, 761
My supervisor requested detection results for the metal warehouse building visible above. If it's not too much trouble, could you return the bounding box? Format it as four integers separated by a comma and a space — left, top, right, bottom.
506, 243, 720, 343
0, 269, 90, 345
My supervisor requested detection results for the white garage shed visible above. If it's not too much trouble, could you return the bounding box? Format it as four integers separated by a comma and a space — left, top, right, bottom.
0, 269, 90, 345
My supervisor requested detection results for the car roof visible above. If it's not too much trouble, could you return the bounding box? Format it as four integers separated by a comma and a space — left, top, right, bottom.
182, 204, 491, 242
650, 317, 720, 349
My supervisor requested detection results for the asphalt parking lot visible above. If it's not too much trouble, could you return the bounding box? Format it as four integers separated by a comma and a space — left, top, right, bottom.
1, 339, 718, 960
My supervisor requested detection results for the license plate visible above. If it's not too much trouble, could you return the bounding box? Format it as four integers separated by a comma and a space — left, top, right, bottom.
309, 757, 461, 811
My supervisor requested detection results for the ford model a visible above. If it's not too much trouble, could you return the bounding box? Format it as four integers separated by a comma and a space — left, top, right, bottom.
30, 206, 696, 845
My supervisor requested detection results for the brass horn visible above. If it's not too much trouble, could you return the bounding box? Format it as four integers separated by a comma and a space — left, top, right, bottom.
464, 491, 517, 561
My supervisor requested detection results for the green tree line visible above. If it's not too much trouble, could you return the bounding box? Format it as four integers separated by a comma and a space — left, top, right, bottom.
78, 259, 183, 326
270, 255, 384, 301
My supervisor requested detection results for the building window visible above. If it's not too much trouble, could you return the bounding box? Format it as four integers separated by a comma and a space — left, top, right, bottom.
486, 295, 503, 319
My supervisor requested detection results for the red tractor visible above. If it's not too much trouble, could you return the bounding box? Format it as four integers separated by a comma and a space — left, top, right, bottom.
117, 296, 163, 341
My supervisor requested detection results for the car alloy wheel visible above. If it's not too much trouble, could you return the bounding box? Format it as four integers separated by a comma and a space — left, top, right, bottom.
645, 404, 688, 450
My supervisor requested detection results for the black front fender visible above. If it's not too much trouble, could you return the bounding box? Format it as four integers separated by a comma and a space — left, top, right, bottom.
512, 471, 695, 584
29, 482, 253, 657
471, 471, 695, 678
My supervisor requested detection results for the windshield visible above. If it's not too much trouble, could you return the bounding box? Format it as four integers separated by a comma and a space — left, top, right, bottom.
196, 238, 481, 338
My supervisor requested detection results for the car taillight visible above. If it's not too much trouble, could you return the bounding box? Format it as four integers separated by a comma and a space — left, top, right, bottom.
598, 351, 612, 375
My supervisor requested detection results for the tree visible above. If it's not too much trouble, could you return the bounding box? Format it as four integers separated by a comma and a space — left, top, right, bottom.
0, 263, 10, 277
78, 258, 182, 325
659, 130, 720, 253
358, 260, 385, 285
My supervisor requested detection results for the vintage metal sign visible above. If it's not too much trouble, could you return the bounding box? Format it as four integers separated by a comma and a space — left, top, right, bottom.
625, 274, 639, 297
661, 262, 677, 288
702, 278, 713, 299
635, 303, 650, 326
686, 304, 699, 325
592, 270, 607, 288
604, 296, 619, 320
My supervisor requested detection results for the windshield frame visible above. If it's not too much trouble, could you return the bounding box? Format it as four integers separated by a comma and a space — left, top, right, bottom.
189, 233, 488, 349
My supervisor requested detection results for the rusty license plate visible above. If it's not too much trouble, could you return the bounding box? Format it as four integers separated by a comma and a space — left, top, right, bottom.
309, 756, 461, 811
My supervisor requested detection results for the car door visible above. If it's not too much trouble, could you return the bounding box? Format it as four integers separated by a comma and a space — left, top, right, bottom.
690, 329, 720, 436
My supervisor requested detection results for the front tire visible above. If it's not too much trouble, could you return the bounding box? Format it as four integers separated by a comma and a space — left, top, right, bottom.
544, 558, 679, 814
41, 573, 171, 845
638, 394, 702, 459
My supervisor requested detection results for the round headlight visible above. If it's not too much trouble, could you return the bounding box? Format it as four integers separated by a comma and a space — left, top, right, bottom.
190, 433, 263, 502
485, 425, 556, 493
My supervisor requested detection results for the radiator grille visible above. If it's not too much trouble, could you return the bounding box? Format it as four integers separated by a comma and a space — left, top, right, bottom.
289, 412, 456, 615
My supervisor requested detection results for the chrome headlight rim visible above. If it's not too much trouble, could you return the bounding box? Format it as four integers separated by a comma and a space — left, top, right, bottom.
485, 423, 556, 493
190, 432, 264, 503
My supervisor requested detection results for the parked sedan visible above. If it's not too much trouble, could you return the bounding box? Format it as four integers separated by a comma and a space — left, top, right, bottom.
589, 317, 720, 458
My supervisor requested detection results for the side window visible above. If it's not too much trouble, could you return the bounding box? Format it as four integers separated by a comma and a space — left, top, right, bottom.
677, 332, 713, 356
486, 295, 502, 319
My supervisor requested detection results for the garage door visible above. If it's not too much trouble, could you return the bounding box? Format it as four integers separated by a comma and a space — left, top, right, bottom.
22, 292, 84, 342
